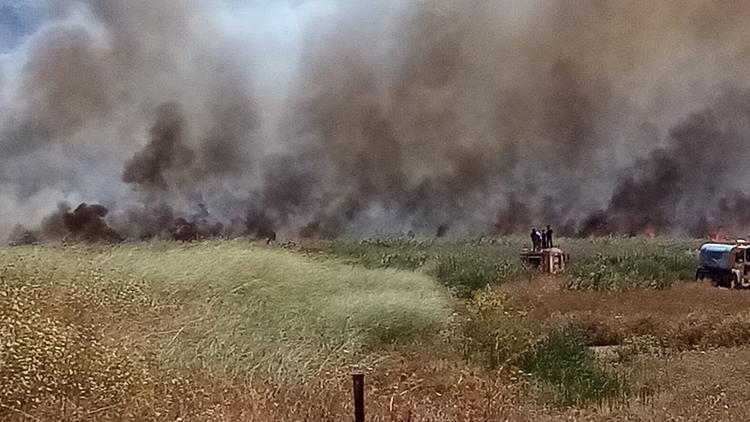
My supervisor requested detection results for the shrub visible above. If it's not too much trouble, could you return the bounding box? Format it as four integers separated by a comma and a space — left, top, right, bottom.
568, 252, 696, 291
434, 255, 521, 298
463, 288, 537, 368
520, 327, 622, 405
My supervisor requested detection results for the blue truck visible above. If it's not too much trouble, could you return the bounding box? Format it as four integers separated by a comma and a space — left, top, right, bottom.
696, 242, 750, 288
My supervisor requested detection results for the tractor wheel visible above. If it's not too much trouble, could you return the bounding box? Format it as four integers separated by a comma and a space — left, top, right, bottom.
696, 270, 707, 282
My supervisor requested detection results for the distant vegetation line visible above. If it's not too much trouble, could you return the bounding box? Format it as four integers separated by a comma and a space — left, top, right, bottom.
292, 236, 701, 295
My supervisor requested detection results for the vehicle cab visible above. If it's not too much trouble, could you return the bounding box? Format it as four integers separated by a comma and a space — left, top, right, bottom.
520, 247, 568, 274
696, 242, 750, 288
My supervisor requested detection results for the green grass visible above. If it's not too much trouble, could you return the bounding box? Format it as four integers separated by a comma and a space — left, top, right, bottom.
464, 288, 625, 406
520, 327, 622, 406
294, 236, 702, 293
567, 252, 697, 290
294, 237, 530, 297
0, 241, 452, 382
462, 288, 536, 368
565, 237, 699, 290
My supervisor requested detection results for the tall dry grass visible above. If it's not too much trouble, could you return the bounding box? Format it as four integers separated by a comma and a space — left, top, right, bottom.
496, 279, 750, 349
0, 242, 454, 420
5, 239, 750, 421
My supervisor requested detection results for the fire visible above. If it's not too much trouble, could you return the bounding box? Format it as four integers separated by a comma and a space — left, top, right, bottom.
172, 218, 197, 242
644, 225, 655, 238
708, 226, 729, 242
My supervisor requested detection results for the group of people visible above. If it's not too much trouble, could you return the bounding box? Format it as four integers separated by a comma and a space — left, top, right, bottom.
530, 225, 554, 251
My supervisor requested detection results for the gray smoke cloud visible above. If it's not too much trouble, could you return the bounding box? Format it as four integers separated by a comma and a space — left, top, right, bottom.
2, 0, 750, 242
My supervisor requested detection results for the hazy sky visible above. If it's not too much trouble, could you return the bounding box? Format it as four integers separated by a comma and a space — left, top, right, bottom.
0, 1, 41, 51
0, 1, 333, 41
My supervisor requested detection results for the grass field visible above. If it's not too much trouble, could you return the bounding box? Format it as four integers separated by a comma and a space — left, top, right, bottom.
293, 236, 699, 293
4, 236, 750, 421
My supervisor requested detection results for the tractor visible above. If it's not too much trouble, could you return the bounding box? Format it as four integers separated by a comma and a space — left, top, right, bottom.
520, 247, 568, 274
696, 241, 750, 288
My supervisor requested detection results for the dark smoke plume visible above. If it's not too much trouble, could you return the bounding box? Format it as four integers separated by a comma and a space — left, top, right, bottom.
244, 209, 277, 242
122, 102, 194, 189
586, 91, 750, 237
40, 202, 122, 242
4, 1, 750, 242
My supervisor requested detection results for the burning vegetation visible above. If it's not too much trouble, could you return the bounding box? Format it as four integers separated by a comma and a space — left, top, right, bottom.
6, 203, 126, 244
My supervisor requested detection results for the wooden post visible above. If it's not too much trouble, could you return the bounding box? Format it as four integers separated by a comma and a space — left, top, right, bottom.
353, 373, 365, 422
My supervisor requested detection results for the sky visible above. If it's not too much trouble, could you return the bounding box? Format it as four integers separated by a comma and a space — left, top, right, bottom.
0, 1, 339, 53
0, 1, 44, 51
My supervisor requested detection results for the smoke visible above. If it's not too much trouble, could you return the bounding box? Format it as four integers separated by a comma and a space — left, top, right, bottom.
39, 202, 122, 242
588, 91, 750, 237
3, 0, 750, 242
122, 102, 194, 189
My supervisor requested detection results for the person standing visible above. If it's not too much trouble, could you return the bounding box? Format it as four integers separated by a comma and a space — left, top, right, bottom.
530, 228, 541, 251
541, 228, 548, 248
546, 225, 554, 248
